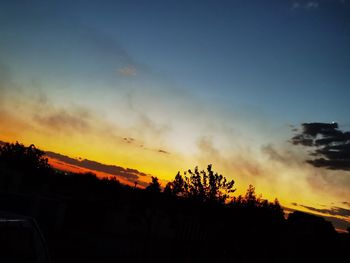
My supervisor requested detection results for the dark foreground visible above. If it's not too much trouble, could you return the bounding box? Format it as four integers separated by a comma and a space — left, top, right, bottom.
1, 169, 349, 263
0, 141, 349, 262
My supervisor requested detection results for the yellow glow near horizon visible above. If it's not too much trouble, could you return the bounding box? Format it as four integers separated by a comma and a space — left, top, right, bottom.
1, 95, 350, 231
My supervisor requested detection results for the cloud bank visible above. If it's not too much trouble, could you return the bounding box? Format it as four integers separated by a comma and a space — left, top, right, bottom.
46, 151, 149, 186
300, 204, 350, 217
291, 122, 350, 171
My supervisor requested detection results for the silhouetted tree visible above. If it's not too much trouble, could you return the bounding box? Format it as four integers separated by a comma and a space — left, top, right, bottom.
0, 142, 50, 173
271, 198, 284, 218
164, 164, 235, 204
244, 184, 259, 207
164, 172, 185, 196
231, 185, 284, 218
146, 176, 161, 193
231, 184, 259, 208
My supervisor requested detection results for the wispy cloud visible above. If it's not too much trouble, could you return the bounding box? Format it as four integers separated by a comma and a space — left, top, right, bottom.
306, 1, 319, 8
195, 135, 264, 189
34, 108, 91, 132
292, 1, 319, 10
118, 66, 137, 76
262, 144, 302, 165
158, 149, 170, 154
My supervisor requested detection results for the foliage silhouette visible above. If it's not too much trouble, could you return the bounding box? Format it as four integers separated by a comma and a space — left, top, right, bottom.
145, 176, 161, 193
0, 142, 50, 173
231, 184, 283, 215
164, 164, 235, 204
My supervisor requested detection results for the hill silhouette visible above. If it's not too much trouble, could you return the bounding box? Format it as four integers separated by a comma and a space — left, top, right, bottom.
0, 142, 349, 263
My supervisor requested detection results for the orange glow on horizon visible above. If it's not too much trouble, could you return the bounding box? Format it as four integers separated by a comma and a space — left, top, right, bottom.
47, 156, 141, 187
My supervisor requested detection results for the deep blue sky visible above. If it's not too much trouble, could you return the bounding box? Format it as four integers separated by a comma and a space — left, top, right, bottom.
1, 0, 349, 126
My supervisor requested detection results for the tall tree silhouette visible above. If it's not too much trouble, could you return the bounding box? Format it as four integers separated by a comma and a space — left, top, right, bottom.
146, 176, 161, 193
164, 172, 185, 196
164, 164, 235, 204
244, 184, 259, 206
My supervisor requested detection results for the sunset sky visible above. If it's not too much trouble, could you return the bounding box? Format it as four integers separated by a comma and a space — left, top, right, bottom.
0, 0, 349, 229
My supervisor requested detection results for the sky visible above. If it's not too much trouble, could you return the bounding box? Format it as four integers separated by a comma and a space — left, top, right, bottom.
0, 0, 350, 229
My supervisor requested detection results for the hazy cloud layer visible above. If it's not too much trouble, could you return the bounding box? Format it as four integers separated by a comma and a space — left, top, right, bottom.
261, 140, 350, 203
262, 143, 305, 166
196, 135, 265, 190
34, 108, 91, 132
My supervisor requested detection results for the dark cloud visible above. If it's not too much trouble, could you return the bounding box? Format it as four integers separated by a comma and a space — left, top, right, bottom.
123, 137, 135, 144
46, 151, 147, 183
342, 201, 350, 207
121, 137, 169, 155
158, 149, 169, 154
1, 140, 151, 186
300, 204, 350, 217
291, 122, 350, 171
